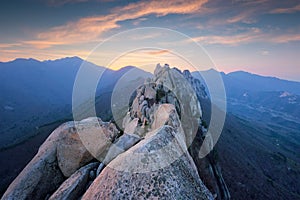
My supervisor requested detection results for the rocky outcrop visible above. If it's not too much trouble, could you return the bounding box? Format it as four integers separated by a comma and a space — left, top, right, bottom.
56, 123, 92, 177
129, 64, 201, 147
181, 69, 208, 99
152, 104, 182, 132
82, 125, 213, 200
3, 63, 229, 200
2, 118, 118, 200
76, 117, 119, 162
81, 64, 217, 199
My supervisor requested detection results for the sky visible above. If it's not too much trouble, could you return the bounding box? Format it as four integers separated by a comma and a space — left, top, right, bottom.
0, 0, 300, 81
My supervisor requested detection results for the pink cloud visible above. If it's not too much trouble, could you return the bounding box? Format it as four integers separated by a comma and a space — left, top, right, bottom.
0, 43, 22, 48
192, 28, 262, 45
268, 33, 300, 43
192, 28, 300, 45
145, 49, 170, 55
23, 40, 68, 49
270, 4, 300, 14
25, 0, 208, 48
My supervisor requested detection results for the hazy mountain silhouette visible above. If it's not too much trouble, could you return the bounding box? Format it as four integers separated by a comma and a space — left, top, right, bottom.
193, 69, 300, 199
0, 57, 151, 149
192, 69, 300, 96
0, 58, 299, 199
192, 69, 300, 125
226, 71, 300, 95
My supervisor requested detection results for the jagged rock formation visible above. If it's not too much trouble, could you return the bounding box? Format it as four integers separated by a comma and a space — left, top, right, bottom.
2, 64, 229, 200
83, 125, 212, 199
2, 119, 118, 199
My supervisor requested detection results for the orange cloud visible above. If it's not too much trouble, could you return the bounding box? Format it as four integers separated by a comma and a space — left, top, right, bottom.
23, 40, 68, 49
26, 14, 119, 48
0, 43, 22, 48
268, 33, 300, 43
192, 28, 300, 45
194, 0, 277, 29
226, 11, 256, 24
270, 4, 300, 14
0, 49, 20, 54
25, 0, 208, 48
113, 0, 207, 17
145, 49, 170, 55
192, 28, 262, 45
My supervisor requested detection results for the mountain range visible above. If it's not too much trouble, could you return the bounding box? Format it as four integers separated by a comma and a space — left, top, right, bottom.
0, 57, 299, 199
192, 69, 300, 199
192, 69, 300, 127
0, 57, 151, 149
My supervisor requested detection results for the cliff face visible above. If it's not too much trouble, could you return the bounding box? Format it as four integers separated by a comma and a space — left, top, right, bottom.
2, 64, 229, 200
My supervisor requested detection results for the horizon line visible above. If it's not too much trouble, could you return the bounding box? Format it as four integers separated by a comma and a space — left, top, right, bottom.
1, 56, 299, 83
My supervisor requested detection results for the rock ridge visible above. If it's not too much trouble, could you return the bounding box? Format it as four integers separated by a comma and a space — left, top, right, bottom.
2, 64, 229, 200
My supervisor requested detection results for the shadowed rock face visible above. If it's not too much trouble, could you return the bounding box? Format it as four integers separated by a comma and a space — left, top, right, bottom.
1, 143, 64, 200
102, 133, 141, 165
3, 64, 229, 200
189, 128, 231, 200
49, 162, 99, 200
1, 122, 73, 200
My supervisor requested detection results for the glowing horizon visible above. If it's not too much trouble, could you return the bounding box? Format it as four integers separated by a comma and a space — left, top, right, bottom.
0, 0, 299, 81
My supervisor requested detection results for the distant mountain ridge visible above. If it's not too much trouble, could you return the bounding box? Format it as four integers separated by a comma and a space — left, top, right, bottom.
0, 56, 151, 149
1, 58, 299, 199
193, 68, 300, 121
3, 57, 299, 95
192, 69, 300, 96
0, 56, 153, 196
192, 68, 300, 199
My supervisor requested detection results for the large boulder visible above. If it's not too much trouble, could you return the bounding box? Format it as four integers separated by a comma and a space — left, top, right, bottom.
2, 117, 119, 200
56, 117, 118, 177
1, 122, 72, 200
144, 85, 156, 100
49, 162, 99, 200
56, 126, 92, 177
123, 117, 139, 134
152, 104, 181, 131
82, 125, 213, 199
74, 117, 119, 163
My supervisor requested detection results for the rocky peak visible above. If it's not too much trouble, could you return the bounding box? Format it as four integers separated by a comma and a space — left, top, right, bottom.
128, 64, 203, 147
2, 64, 229, 200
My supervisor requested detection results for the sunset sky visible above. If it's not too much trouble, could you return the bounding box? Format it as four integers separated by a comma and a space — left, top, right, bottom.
1, 0, 300, 81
